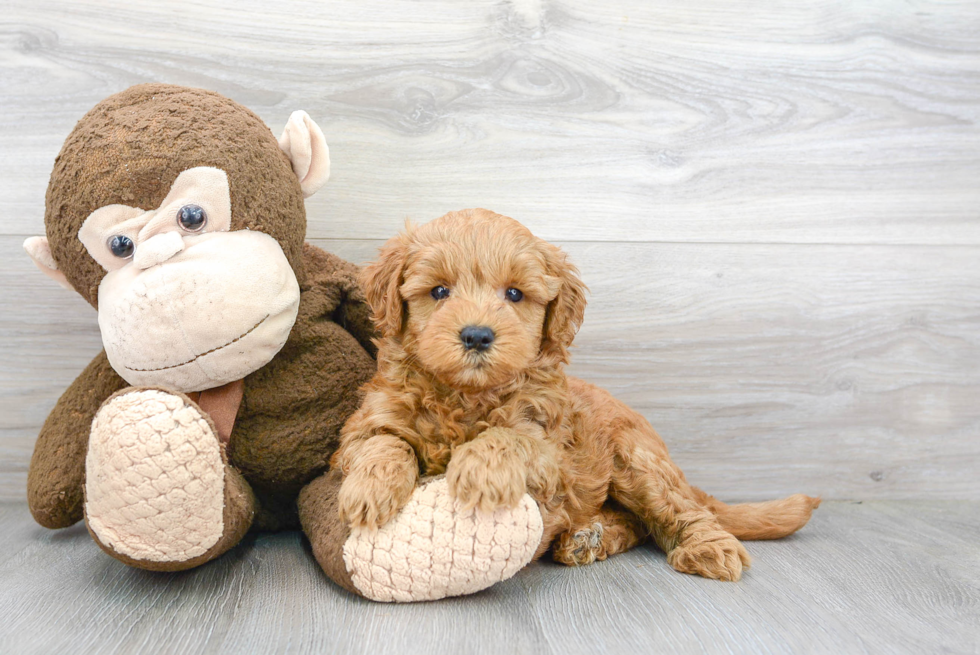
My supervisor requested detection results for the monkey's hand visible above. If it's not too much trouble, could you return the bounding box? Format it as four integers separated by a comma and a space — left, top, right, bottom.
302, 243, 379, 358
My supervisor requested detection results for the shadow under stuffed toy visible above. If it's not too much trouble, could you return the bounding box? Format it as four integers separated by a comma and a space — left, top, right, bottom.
24, 85, 544, 598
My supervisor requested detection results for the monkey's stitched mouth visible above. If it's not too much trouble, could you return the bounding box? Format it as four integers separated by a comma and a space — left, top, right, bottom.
125, 314, 270, 372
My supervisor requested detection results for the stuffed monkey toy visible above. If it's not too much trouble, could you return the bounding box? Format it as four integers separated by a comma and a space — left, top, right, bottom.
25, 84, 543, 600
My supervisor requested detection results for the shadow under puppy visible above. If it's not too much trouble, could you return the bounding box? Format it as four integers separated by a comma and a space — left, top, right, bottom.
335, 208, 819, 582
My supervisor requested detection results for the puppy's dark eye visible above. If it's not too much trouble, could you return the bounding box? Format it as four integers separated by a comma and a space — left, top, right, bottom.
505, 288, 523, 302
107, 235, 135, 259
431, 286, 451, 300
177, 204, 207, 231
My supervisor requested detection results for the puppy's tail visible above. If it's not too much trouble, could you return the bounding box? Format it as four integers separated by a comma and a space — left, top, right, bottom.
692, 487, 821, 540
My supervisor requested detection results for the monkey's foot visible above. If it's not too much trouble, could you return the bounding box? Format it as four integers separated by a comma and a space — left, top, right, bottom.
300, 472, 543, 603
343, 478, 543, 602
85, 388, 252, 569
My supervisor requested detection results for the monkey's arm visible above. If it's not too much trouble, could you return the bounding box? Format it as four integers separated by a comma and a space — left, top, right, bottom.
28, 351, 128, 528
335, 289, 378, 358
301, 242, 378, 358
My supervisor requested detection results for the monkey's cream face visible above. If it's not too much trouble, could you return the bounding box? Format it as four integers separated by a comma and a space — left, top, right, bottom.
79, 167, 300, 392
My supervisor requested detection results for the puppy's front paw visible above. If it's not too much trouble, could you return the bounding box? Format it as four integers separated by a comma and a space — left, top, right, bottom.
339, 468, 416, 530
446, 437, 527, 513
668, 531, 751, 582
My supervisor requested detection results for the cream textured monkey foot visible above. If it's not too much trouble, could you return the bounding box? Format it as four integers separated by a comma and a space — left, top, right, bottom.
85, 389, 226, 563
342, 477, 544, 603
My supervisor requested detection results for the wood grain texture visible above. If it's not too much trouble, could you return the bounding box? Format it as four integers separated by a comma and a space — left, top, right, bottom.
3, 236, 978, 502
1, 0, 979, 503
1, 0, 979, 243
3, 2, 978, 652
0, 500, 977, 654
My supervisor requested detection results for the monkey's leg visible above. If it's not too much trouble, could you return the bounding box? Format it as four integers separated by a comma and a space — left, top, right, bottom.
299, 469, 544, 603
85, 388, 255, 571
29, 351, 128, 529
609, 428, 750, 581
552, 502, 648, 566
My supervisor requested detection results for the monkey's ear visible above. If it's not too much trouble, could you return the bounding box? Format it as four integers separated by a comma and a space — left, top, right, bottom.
24, 236, 73, 291
278, 110, 331, 198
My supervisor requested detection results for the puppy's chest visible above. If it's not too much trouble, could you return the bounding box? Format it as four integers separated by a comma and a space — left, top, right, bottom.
414, 407, 487, 446
410, 403, 513, 473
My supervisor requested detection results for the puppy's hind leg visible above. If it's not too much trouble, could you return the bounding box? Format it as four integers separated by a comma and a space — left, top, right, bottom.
552, 502, 647, 566
609, 428, 750, 581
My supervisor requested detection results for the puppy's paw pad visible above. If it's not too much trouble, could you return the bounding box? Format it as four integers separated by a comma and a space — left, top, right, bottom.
85, 389, 225, 563
553, 522, 605, 566
668, 534, 750, 581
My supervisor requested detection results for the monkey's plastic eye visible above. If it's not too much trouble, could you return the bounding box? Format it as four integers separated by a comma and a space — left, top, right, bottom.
177, 204, 207, 231
107, 235, 135, 259
505, 288, 524, 302
431, 286, 450, 300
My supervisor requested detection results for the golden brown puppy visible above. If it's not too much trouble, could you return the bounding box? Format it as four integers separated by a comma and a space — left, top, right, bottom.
334, 208, 819, 581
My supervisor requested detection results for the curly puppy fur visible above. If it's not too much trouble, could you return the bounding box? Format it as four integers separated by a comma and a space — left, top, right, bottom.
335, 209, 819, 581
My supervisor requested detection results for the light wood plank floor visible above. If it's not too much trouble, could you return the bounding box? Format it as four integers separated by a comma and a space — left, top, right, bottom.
1, 501, 977, 655
2, 1, 979, 653
2, 0, 980, 504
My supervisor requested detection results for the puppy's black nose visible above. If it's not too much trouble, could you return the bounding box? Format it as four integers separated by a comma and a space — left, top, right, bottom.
460, 325, 495, 352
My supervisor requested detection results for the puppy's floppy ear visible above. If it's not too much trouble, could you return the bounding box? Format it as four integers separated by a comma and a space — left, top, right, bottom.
538, 241, 588, 365
361, 228, 412, 338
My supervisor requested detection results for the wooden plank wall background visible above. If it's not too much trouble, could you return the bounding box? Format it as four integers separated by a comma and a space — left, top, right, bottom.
1, 0, 978, 503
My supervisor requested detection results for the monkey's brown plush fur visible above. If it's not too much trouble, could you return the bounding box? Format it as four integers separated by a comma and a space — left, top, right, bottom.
27, 84, 376, 555
45, 85, 310, 308
31, 87, 542, 592
335, 209, 819, 581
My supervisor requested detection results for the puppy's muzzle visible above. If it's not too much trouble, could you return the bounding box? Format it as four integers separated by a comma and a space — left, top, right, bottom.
460, 325, 495, 352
